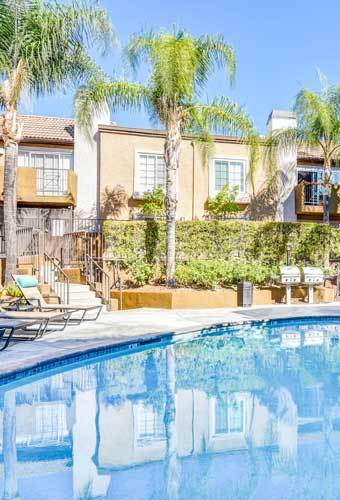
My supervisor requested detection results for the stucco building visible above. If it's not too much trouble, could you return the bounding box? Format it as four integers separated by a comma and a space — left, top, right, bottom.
0, 115, 77, 223
95, 109, 340, 223
1, 109, 339, 226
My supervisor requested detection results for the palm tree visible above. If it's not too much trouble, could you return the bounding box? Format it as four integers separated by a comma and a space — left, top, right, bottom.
267, 76, 340, 224
0, 0, 114, 283
76, 28, 258, 286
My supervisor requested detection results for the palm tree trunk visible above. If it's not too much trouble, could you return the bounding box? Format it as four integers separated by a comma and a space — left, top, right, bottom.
323, 160, 331, 224
2, 108, 20, 283
3, 390, 19, 500
164, 114, 181, 287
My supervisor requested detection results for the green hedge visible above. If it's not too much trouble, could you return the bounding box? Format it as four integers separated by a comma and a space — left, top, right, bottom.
103, 221, 340, 287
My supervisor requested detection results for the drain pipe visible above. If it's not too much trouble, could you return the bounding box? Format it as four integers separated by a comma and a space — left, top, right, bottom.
191, 141, 195, 220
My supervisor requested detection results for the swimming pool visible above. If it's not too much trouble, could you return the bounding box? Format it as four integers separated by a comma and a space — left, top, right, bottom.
1, 317, 340, 499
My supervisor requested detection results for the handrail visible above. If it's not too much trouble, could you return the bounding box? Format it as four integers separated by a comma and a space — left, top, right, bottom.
299, 180, 323, 186
112, 257, 124, 311
84, 254, 111, 305
43, 252, 70, 304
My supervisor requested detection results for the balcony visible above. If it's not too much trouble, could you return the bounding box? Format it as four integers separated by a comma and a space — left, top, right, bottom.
0, 167, 77, 207
295, 181, 340, 216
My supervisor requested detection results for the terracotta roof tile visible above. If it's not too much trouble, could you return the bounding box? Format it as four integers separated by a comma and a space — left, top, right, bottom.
20, 115, 74, 144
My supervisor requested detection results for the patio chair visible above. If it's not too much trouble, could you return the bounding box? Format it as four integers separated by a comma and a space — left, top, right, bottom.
0, 310, 71, 337
0, 318, 48, 351
12, 275, 103, 324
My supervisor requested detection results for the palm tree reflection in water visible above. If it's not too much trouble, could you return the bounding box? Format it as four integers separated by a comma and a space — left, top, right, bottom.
164, 345, 180, 500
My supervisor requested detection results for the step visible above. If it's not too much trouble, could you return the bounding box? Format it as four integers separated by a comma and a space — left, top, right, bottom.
68, 290, 97, 300
68, 297, 103, 306
55, 283, 91, 293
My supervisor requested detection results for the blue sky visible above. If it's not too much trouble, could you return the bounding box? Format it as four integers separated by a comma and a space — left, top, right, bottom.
28, 0, 340, 133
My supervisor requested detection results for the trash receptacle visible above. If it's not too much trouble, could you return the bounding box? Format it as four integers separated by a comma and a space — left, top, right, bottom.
237, 281, 253, 307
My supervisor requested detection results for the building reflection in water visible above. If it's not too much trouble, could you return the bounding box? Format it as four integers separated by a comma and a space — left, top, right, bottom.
1, 321, 340, 498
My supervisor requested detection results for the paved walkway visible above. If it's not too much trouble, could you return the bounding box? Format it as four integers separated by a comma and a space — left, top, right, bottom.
1, 302, 340, 381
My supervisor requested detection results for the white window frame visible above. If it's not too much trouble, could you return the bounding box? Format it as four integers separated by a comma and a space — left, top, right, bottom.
297, 164, 340, 184
209, 157, 247, 198
209, 394, 246, 439
18, 146, 74, 170
133, 149, 166, 197
132, 402, 166, 448
33, 402, 68, 444
18, 147, 73, 196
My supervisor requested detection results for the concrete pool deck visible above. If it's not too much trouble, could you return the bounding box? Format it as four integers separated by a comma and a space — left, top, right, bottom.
1, 302, 340, 381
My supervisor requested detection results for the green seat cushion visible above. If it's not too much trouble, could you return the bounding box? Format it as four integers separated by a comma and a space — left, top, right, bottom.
16, 276, 38, 288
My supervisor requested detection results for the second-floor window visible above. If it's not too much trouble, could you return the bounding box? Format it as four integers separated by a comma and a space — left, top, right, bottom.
34, 403, 68, 444
134, 152, 165, 195
211, 396, 245, 436
211, 158, 246, 196
18, 147, 73, 196
134, 403, 165, 445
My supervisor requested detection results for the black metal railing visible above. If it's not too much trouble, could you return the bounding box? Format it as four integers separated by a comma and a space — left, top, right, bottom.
84, 254, 110, 305
36, 168, 69, 196
302, 181, 324, 206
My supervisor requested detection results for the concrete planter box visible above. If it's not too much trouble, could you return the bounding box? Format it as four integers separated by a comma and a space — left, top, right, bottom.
111, 284, 336, 310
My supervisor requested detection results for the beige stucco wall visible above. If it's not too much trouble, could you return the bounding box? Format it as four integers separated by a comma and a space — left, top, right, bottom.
99, 126, 269, 221
96, 389, 274, 469
0, 166, 77, 207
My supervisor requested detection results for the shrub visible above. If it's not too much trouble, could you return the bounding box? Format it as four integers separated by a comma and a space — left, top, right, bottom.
175, 260, 275, 289
103, 220, 336, 288
126, 259, 154, 286
141, 187, 165, 217
206, 185, 240, 219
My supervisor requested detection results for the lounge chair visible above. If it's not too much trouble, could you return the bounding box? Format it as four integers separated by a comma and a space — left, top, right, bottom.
0, 310, 71, 337
13, 275, 103, 324
0, 318, 48, 351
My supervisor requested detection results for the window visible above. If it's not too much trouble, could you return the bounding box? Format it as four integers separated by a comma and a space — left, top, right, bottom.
135, 152, 165, 194
18, 147, 73, 196
331, 169, 340, 184
211, 158, 246, 195
212, 396, 244, 436
299, 387, 323, 419
35, 403, 68, 443
135, 403, 165, 443
18, 148, 73, 170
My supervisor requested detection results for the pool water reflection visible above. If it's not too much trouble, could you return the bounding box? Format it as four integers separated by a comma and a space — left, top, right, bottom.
2, 320, 340, 499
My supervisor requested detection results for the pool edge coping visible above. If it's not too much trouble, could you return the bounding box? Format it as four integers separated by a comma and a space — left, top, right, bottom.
2, 310, 340, 387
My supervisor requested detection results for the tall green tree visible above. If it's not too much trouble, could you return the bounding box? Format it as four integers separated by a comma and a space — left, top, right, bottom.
0, 0, 113, 282
267, 76, 340, 224
76, 28, 258, 286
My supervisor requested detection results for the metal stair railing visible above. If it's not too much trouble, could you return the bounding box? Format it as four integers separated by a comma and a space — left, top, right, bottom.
112, 257, 124, 311
84, 254, 111, 305
43, 252, 70, 304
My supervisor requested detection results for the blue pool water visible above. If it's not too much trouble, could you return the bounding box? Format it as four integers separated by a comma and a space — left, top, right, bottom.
1, 318, 340, 499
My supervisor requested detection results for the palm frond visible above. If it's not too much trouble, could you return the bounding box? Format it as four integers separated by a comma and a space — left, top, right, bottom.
0, 0, 114, 102
19, 0, 114, 94
0, 0, 16, 74
124, 29, 236, 105
75, 78, 149, 138
7, 58, 29, 105
294, 89, 333, 139
188, 97, 255, 137
196, 33, 236, 86
125, 29, 155, 74
185, 97, 259, 191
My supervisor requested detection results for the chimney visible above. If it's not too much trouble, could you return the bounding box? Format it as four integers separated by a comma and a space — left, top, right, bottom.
267, 109, 296, 134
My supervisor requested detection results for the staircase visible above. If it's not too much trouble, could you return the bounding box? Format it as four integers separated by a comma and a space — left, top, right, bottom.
43, 252, 114, 309
56, 282, 102, 306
